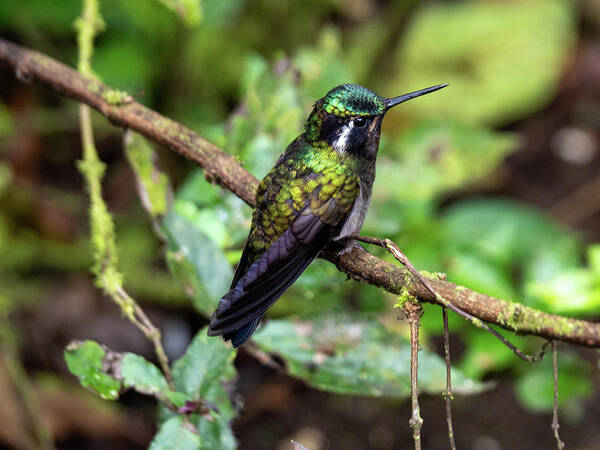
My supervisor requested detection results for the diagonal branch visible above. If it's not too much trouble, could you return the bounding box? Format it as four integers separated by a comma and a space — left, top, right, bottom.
1, 37, 599, 348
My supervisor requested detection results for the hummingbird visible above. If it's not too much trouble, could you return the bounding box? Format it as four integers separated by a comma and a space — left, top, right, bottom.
207, 83, 447, 347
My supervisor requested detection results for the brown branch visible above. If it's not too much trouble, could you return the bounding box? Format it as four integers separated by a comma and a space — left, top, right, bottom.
405, 302, 423, 450
1, 37, 599, 348
551, 341, 565, 449
442, 308, 457, 450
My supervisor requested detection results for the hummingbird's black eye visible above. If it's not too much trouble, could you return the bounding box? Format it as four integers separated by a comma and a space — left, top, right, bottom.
353, 117, 367, 128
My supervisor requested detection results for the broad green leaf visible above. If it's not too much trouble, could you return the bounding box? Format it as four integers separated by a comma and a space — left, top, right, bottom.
253, 318, 487, 398
121, 353, 170, 396
162, 328, 237, 450
64, 341, 192, 405
527, 245, 600, 314
190, 405, 237, 450
64, 341, 121, 400
444, 252, 517, 302
149, 416, 201, 450
165, 391, 190, 408
175, 170, 250, 247
172, 328, 235, 399
394, 0, 575, 125
164, 212, 233, 315
443, 199, 580, 267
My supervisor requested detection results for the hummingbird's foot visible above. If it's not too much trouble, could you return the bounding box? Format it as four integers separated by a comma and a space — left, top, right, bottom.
336, 238, 366, 257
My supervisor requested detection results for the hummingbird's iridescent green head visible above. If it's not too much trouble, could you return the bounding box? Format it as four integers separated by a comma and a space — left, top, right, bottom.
305, 83, 447, 156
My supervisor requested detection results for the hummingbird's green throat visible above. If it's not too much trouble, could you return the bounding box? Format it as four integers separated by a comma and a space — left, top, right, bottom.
208, 82, 448, 347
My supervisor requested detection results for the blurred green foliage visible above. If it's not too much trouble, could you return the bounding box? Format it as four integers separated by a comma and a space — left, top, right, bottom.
253, 317, 488, 398
516, 351, 593, 419
394, 0, 576, 125
0, 0, 596, 445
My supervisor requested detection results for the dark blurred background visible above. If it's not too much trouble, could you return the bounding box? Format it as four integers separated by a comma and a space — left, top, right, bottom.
1, 0, 600, 449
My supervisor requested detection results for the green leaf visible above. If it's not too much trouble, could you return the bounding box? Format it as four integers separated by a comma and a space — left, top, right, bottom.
64, 341, 121, 400
64, 341, 193, 406
527, 244, 600, 314
394, 0, 575, 125
445, 252, 517, 302
164, 328, 237, 450
172, 328, 235, 399
175, 169, 250, 246
149, 416, 201, 450
253, 318, 487, 398
165, 391, 190, 408
190, 407, 237, 450
121, 353, 170, 396
163, 212, 233, 315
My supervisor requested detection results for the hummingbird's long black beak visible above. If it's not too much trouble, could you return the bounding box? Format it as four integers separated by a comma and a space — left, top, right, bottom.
384, 84, 448, 110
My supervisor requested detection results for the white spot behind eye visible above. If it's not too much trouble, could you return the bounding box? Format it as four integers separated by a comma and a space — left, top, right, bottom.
333, 123, 353, 153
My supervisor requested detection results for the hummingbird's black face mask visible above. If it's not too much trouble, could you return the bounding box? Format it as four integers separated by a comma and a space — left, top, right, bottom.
321, 115, 379, 157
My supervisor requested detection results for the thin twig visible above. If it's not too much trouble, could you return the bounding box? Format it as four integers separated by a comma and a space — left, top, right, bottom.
405, 302, 423, 450
551, 341, 565, 449
76, 0, 174, 389
442, 308, 457, 450
350, 235, 551, 363
117, 287, 174, 385
243, 344, 285, 373
1, 37, 600, 347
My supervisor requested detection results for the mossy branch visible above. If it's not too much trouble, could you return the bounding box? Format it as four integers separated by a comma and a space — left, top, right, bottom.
0, 37, 599, 348
74, 0, 173, 388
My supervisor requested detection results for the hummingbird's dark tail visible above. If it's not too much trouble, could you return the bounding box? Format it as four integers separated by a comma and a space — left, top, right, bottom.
207, 213, 331, 347
223, 317, 262, 348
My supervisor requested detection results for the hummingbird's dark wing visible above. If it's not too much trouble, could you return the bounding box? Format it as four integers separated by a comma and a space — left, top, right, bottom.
207, 150, 359, 347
